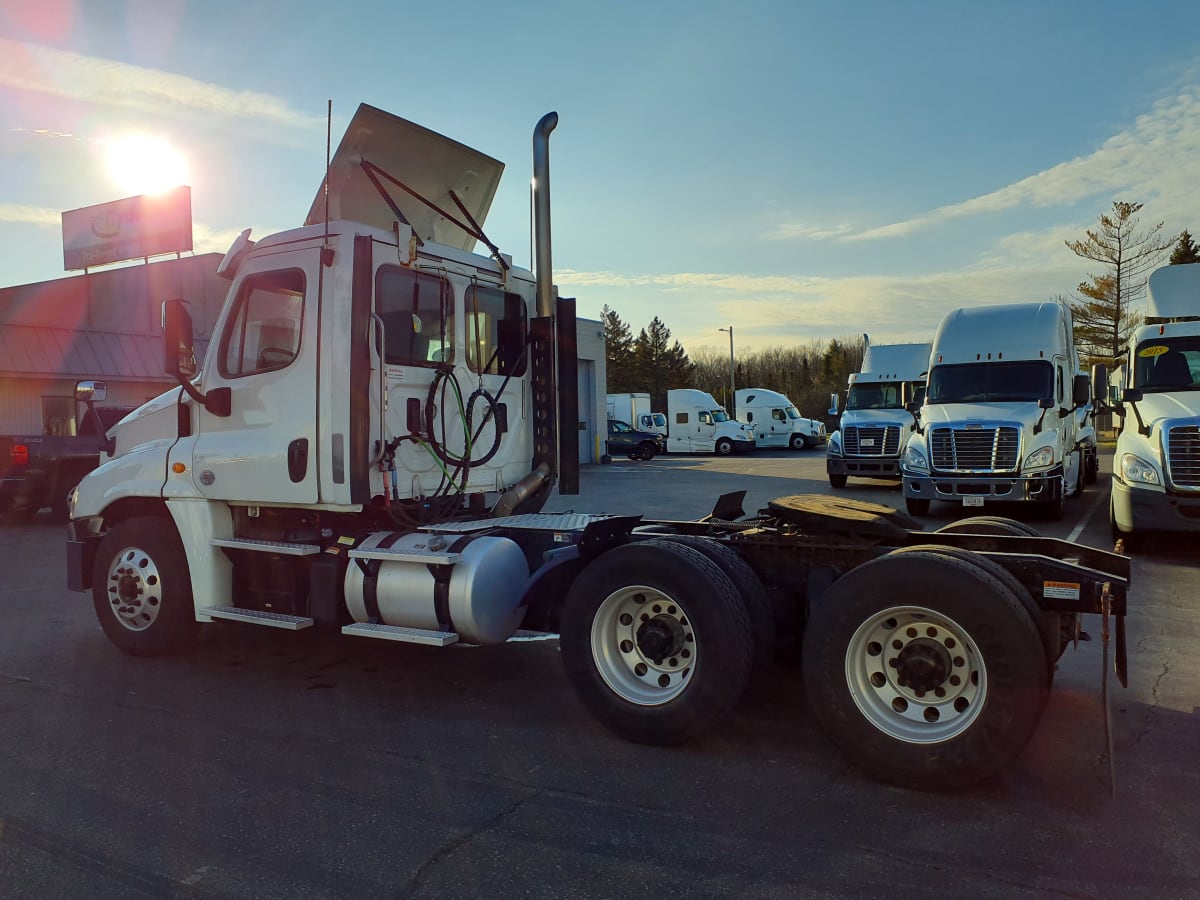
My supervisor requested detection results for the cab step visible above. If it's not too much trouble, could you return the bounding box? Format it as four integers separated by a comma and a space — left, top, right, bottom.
348, 546, 461, 565
201, 607, 314, 629
341, 622, 459, 646
211, 537, 321, 556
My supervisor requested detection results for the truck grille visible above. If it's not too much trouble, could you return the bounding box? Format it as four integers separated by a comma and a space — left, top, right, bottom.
1167, 425, 1200, 488
843, 425, 900, 457
929, 426, 1019, 472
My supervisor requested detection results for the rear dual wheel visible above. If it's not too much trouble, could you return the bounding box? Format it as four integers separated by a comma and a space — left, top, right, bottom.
802, 549, 1048, 790
560, 540, 756, 745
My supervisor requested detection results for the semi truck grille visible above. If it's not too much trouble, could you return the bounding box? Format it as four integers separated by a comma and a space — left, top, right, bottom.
844, 425, 900, 456
1167, 425, 1200, 488
930, 426, 1019, 472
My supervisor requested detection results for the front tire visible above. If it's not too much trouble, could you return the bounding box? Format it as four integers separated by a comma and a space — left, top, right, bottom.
828, 473, 849, 489
714, 438, 734, 456
560, 541, 754, 745
92, 516, 198, 657
802, 550, 1047, 790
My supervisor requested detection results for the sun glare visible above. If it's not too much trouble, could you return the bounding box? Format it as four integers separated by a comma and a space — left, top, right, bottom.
105, 134, 190, 196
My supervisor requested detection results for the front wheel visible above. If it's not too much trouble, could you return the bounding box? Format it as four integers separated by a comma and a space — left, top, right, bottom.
828, 473, 849, 489
636, 441, 657, 461
714, 438, 734, 456
92, 516, 198, 656
790, 435, 807, 451
802, 550, 1047, 790
560, 540, 754, 745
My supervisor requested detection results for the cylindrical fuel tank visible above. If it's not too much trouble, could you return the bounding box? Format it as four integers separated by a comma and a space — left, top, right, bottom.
344, 531, 530, 644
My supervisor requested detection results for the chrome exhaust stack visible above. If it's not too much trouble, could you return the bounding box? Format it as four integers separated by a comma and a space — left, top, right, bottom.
533, 112, 558, 318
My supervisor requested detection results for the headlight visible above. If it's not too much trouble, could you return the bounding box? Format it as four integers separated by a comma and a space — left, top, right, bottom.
1120, 453, 1161, 486
903, 445, 928, 472
827, 433, 843, 456
1023, 446, 1055, 470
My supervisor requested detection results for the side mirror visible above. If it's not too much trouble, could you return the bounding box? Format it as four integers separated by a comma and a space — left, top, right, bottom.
1072, 373, 1090, 407
827, 393, 839, 416
1038, 397, 1055, 410
1123, 387, 1143, 403
905, 400, 921, 414
75, 380, 108, 403
162, 298, 198, 380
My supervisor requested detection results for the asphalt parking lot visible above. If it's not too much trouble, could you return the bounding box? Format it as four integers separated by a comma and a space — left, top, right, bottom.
0, 448, 1198, 898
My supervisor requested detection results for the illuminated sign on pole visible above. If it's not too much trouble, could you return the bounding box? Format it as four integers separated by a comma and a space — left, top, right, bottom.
62, 186, 193, 271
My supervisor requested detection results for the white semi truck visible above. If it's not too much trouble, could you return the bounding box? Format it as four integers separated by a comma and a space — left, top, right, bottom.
1107, 262, 1200, 545
826, 337, 930, 487
901, 301, 1089, 519
65, 105, 1131, 791
735, 388, 825, 450
664, 389, 755, 454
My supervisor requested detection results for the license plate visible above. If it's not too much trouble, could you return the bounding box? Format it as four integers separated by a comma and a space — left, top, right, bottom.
963, 496, 984, 507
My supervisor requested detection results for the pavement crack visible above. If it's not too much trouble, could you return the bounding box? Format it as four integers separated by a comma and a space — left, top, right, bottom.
395, 788, 543, 899
1129, 657, 1169, 749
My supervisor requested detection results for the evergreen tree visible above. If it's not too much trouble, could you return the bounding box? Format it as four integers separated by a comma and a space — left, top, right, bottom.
633, 316, 693, 409
601, 304, 636, 392
1065, 201, 1174, 362
1169, 229, 1200, 265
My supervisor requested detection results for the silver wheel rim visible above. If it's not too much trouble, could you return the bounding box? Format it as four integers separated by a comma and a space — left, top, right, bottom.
846, 605, 987, 744
103, 544, 165, 632
590, 584, 696, 706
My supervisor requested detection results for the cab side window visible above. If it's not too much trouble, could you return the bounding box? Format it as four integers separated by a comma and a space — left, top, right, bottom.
772, 408, 786, 421
465, 285, 527, 375
699, 412, 713, 425
376, 266, 453, 366
676, 412, 689, 425
220, 270, 305, 378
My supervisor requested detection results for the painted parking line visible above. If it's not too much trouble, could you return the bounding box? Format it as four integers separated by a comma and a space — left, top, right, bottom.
1067, 488, 1109, 544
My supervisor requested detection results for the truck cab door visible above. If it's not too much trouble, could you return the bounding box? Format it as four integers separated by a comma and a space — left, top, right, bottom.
696, 410, 714, 451
188, 250, 320, 504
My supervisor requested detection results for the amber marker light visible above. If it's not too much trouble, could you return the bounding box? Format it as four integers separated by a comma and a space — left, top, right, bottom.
172, 462, 187, 474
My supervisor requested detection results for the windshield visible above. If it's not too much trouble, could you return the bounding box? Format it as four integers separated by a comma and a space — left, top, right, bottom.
710, 410, 730, 423
926, 361, 1054, 404
1133, 338, 1200, 392
651, 413, 667, 427
785, 406, 802, 419
846, 382, 904, 410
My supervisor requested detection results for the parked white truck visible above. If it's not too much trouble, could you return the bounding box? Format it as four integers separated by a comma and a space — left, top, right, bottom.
901, 301, 1089, 519
1107, 262, 1200, 545
826, 337, 930, 487
606, 392, 667, 440
664, 389, 755, 454
734, 388, 825, 450
63, 104, 1132, 791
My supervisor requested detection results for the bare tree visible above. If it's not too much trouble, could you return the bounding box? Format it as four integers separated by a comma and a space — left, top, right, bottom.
1065, 201, 1174, 362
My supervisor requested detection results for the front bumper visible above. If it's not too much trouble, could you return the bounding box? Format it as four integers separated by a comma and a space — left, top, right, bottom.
828, 456, 900, 478
1111, 477, 1200, 535
66, 519, 101, 592
902, 465, 1064, 505
733, 439, 756, 454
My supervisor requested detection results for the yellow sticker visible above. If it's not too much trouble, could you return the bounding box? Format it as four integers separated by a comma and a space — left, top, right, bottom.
1138, 345, 1170, 358
1043, 581, 1081, 601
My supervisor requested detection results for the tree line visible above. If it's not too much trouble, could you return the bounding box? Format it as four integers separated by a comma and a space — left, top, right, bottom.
602, 199, 1199, 421
602, 304, 862, 420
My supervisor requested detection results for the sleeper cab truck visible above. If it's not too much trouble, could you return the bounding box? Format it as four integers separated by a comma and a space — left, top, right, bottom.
901, 302, 1089, 519
735, 388, 826, 450
827, 337, 930, 487
1107, 262, 1200, 546
664, 389, 755, 455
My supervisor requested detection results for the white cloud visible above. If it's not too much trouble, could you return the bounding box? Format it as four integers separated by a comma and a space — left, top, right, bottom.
0, 203, 60, 226
0, 39, 324, 133
763, 87, 1200, 243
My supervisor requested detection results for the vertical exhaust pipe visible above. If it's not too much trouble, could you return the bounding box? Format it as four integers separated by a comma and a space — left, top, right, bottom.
492, 112, 560, 517
533, 112, 558, 317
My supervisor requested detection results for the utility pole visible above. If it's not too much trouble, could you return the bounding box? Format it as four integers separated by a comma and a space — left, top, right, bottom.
719, 326, 735, 418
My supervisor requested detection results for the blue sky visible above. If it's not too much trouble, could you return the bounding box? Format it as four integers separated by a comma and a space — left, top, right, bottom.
3, 1, 1200, 358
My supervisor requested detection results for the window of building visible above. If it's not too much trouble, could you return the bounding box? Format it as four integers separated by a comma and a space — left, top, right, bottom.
220, 270, 305, 378
376, 266, 453, 366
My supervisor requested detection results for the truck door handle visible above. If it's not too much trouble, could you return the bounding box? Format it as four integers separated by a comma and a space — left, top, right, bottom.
288, 438, 309, 483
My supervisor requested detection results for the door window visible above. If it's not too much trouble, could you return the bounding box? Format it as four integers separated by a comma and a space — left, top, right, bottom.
220, 270, 305, 378
464, 285, 527, 375
772, 408, 786, 422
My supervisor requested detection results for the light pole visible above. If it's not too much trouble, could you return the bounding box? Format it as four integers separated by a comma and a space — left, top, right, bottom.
718, 326, 735, 418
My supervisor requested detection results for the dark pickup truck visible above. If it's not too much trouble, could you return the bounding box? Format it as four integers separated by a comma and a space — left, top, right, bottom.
0, 406, 133, 521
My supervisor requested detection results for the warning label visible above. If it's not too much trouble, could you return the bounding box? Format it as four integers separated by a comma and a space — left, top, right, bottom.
1043, 581, 1081, 601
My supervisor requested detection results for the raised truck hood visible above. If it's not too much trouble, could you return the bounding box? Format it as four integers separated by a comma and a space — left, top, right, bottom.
306, 103, 505, 253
